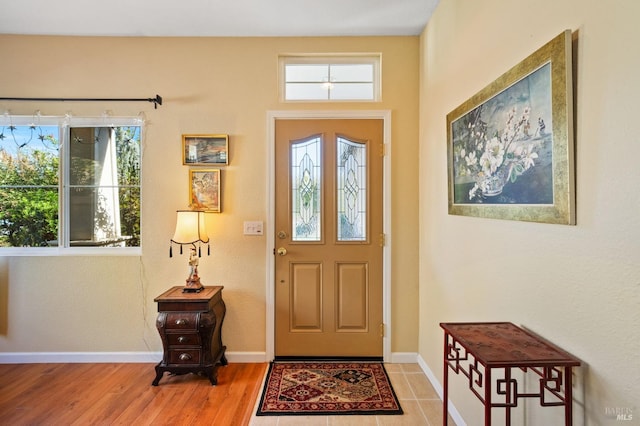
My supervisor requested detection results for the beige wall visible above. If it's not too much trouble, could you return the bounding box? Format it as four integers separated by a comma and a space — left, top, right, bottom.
0, 36, 419, 357
420, 0, 640, 424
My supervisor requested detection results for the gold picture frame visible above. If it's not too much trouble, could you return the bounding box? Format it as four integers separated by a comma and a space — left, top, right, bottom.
182, 134, 229, 165
447, 30, 575, 225
189, 169, 221, 212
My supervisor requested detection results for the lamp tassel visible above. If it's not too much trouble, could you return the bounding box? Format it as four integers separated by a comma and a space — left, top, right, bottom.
207, 244, 210, 256
198, 245, 202, 257
180, 245, 183, 255
170, 245, 173, 258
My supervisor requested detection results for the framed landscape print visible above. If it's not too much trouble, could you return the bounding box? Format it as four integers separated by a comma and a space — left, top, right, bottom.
182, 134, 229, 165
446, 30, 575, 225
189, 169, 221, 212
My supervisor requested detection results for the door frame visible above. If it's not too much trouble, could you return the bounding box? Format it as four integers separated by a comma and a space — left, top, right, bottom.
265, 110, 392, 361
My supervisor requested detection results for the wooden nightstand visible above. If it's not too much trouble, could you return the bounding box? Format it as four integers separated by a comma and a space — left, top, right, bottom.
152, 286, 227, 386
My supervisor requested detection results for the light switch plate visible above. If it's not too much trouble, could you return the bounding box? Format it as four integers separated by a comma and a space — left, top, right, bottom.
243, 221, 264, 235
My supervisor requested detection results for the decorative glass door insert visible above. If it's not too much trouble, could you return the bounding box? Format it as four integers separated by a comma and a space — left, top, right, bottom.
337, 136, 367, 242
291, 135, 322, 242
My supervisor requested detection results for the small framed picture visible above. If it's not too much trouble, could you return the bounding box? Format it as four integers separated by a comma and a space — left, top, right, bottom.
182, 134, 229, 165
189, 169, 221, 212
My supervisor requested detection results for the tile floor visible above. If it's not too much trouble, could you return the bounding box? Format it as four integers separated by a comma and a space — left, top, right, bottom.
249, 363, 456, 425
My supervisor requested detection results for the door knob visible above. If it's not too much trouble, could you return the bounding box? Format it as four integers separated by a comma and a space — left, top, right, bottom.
277, 247, 287, 256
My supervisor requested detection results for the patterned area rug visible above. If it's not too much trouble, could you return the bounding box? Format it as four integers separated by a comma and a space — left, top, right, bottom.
256, 361, 403, 416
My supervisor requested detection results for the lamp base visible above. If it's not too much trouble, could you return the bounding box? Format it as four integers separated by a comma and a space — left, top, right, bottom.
182, 287, 204, 293
183, 276, 204, 293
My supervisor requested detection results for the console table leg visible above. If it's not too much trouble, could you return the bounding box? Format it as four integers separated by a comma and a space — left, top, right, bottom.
505, 368, 511, 425
485, 368, 492, 426
443, 333, 449, 426
565, 367, 573, 426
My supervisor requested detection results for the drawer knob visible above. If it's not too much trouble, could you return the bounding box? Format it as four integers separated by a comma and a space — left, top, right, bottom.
179, 353, 192, 361
175, 318, 188, 326
177, 336, 187, 343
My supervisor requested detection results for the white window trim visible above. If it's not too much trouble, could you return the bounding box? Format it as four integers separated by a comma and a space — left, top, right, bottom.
279, 54, 382, 102
0, 115, 143, 256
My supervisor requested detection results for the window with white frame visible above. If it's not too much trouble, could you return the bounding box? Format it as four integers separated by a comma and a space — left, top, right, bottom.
0, 115, 143, 254
281, 55, 381, 102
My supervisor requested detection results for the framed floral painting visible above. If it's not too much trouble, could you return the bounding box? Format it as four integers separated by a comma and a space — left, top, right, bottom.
447, 30, 575, 224
189, 169, 221, 212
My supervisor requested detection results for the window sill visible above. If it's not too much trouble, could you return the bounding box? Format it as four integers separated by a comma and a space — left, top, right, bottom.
0, 247, 142, 257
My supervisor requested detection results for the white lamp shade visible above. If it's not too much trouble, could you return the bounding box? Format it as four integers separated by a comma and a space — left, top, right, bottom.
171, 210, 209, 244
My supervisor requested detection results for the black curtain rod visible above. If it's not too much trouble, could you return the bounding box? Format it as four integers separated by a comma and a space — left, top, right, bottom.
0, 94, 163, 109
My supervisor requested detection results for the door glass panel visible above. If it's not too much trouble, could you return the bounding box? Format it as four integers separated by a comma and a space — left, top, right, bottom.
337, 136, 367, 241
291, 136, 322, 241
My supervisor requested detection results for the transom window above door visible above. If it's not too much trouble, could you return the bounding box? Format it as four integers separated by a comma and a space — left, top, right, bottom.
280, 55, 381, 102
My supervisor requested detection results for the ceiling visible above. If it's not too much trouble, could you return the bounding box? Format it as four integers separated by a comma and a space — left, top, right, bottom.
0, 0, 439, 37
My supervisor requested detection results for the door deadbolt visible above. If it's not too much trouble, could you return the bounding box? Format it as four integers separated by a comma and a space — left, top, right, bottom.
277, 231, 288, 239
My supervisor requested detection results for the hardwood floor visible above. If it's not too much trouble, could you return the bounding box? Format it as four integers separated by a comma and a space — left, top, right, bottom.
0, 362, 267, 425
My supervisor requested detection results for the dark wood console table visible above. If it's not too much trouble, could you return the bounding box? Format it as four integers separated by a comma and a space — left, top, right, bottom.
152, 286, 227, 386
440, 322, 580, 425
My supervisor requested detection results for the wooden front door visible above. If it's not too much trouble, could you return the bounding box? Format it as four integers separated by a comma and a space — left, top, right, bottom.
274, 119, 384, 357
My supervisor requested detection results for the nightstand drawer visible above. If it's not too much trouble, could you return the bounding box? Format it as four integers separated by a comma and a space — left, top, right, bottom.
167, 333, 201, 346
165, 313, 198, 330
168, 349, 201, 365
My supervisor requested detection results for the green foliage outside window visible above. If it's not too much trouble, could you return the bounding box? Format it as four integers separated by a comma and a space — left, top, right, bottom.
0, 134, 59, 247
114, 127, 141, 247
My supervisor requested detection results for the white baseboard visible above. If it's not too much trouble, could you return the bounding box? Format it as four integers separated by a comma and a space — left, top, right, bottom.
389, 351, 419, 363
0, 352, 161, 364
0, 351, 268, 364
416, 353, 467, 426
226, 351, 268, 363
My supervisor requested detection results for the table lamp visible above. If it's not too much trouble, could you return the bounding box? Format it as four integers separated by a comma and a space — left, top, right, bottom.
170, 210, 210, 293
